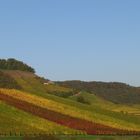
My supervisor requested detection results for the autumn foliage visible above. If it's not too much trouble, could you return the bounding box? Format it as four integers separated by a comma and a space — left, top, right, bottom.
0, 90, 140, 135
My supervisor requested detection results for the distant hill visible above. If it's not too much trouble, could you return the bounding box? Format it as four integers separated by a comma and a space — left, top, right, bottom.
56, 81, 140, 104
0, 58, 35, 73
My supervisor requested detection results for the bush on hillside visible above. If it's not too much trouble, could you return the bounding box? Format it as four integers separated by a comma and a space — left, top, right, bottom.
77, 96, 90, 105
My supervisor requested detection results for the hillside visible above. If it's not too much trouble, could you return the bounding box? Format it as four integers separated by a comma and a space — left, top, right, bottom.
2, 70, 140, 131
0, 59, 140, 138
0, 71, 21, 89
2, 70, 75, 98
57, 81, 140, 104
1, 89, 140, 135
0, 100, 77, 135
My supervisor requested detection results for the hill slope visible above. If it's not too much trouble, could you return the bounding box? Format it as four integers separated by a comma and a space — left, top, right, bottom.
0, 60, 140, 135
1, 71, 140, 131
0, 88, 140, 135
0, 100, 78, 135
57, 81, 140, 104
0, 71, 21, 89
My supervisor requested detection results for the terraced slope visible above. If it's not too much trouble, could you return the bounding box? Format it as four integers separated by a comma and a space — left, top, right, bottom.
2, 70, 140, 135
0, 94, 117, 135
0, 89, 140, 135
0, 101, 78, 135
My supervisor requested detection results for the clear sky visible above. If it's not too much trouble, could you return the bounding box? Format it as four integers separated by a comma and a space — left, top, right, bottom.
0, 0, 140, 86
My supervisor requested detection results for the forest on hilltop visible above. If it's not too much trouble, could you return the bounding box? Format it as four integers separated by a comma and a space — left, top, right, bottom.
0, 58, 35, 73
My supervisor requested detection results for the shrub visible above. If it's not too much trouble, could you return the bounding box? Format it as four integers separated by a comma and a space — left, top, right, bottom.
77, 96, 90, 105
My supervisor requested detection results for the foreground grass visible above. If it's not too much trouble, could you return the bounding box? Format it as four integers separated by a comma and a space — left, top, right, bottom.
59, 135, 140, 140
0, 135, 140, 140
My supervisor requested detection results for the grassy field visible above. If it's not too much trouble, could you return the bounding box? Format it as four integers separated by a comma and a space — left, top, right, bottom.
58, 135, 140, 140
0, 135, 140, 140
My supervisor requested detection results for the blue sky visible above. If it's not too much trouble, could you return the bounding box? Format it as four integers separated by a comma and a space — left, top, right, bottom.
0, 0, 140, 86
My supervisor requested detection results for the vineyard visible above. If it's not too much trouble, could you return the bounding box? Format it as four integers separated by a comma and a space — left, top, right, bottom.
0, 69, 140, 137
0, 100, 79, 135
0, 89, 140, 135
